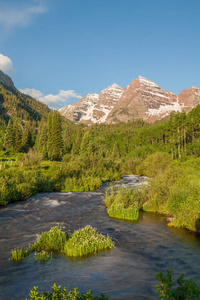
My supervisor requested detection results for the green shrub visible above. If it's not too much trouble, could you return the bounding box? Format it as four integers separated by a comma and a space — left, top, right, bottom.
24, 284, 109, 300
33, 225, 67, 252
107, 202, 139, 221
103, 186, 142, 221
63, 176, 102, 192
11, 225, 114, 262
136, 152, 172, 177
155, 270, 200, 299
142, 163, 200, 231
64, 225, 114, 257
34, 251, 52, 263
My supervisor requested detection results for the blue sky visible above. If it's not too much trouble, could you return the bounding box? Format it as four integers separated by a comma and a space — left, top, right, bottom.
0, 0, 200, 109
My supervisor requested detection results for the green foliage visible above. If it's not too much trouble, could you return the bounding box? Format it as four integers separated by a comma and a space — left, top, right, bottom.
107, 202, 139, 221
22, 121, 33, 152
136, 152, 172, 177
11, 225, 114, 262
4, 119, 15, 151
112, 141, 120, 158
155, 270, 200, 299
51, 111, 63, 160
63, 176, 102, 192
0, 85, 49, 124
11, 246, 32, 262
33, 225, 67, 252
64, 225, 114, 257
103, 185, 143, 221
34, 251, 52, 263
24, 284, 109, 300
80, 131, 95, 157
142, 162, 200, 231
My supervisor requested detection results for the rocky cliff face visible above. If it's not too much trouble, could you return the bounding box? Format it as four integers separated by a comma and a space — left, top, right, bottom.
106, 77, 181, 123
59, 84, 124, 124
59, 76, 200, 124
0, 70, 16, 92
178, 87, 200, 113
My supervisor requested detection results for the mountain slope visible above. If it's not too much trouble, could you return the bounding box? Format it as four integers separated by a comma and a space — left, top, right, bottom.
178, 87, 200, 113
0, 70, 50, 125
106, 77, 181, 123
59, 84, 124, 124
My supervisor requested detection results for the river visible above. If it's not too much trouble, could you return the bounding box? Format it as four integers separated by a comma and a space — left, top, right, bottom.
0, 175, 200, 299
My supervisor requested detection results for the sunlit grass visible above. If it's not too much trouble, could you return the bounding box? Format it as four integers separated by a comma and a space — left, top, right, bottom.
64, 225, 114, 257
34, 251, 52, 263
32, 225, 68, 252
11, 246, 32, 262
103, 185, 141, 221
11, 225, 114, 262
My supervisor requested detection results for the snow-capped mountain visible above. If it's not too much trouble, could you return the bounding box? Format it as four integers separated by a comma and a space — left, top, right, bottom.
59, 84, 124, 124
106, 76, 181, 123
59, 77, 200, 124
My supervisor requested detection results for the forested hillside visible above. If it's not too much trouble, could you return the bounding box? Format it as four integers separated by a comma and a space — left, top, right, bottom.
0, 85, 50, 125
0, 79, 52, 151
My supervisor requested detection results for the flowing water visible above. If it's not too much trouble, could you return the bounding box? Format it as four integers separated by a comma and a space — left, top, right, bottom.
1, 175, 200, 300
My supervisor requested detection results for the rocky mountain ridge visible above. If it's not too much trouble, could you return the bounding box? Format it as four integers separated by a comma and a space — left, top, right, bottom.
59, 76, 200, 124
0, 70, 16, 92
59, 84, 124, 124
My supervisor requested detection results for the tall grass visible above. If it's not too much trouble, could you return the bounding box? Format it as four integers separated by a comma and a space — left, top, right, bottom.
140, 153, 200, 231
11, 225, 114, 262
64, 225, 114, 257
34, 251, 52, 263
32, 225, 68, 252
103, 185, 142, 221
11, 246, 32, 262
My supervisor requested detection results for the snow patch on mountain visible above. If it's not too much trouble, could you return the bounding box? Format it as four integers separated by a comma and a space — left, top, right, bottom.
146, 101, 183, 117
138, 76, 159, 87
59, 84, 123, 124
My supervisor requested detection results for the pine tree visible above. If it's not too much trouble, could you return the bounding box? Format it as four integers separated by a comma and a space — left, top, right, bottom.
4, 119, 15, 152
80, 131, 94, 156
51, 111, 62, 161
13, 120, 22, 152
39, 121, 48, 158
112, 141, 120, 158
22, 122, 33, 152
35, 117, 44, 150
47, 112, 53, 159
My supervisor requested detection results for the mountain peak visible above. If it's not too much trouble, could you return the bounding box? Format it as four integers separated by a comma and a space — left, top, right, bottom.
109, 83, 121, 88
0, 70, 16, 92
101, 83, 123, 92
137, 76, 159, 87
59, 83, 124, 124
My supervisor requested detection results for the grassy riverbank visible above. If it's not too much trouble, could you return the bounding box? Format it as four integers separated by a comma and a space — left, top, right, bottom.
2, 149, 200, 232
103, 152, 200, 232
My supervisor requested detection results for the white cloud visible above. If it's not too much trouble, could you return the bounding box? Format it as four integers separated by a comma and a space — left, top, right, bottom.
0, 53, 13, 72
20, 88, 82, 109
0, 1, 47, 28
19, 88, 43, 99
